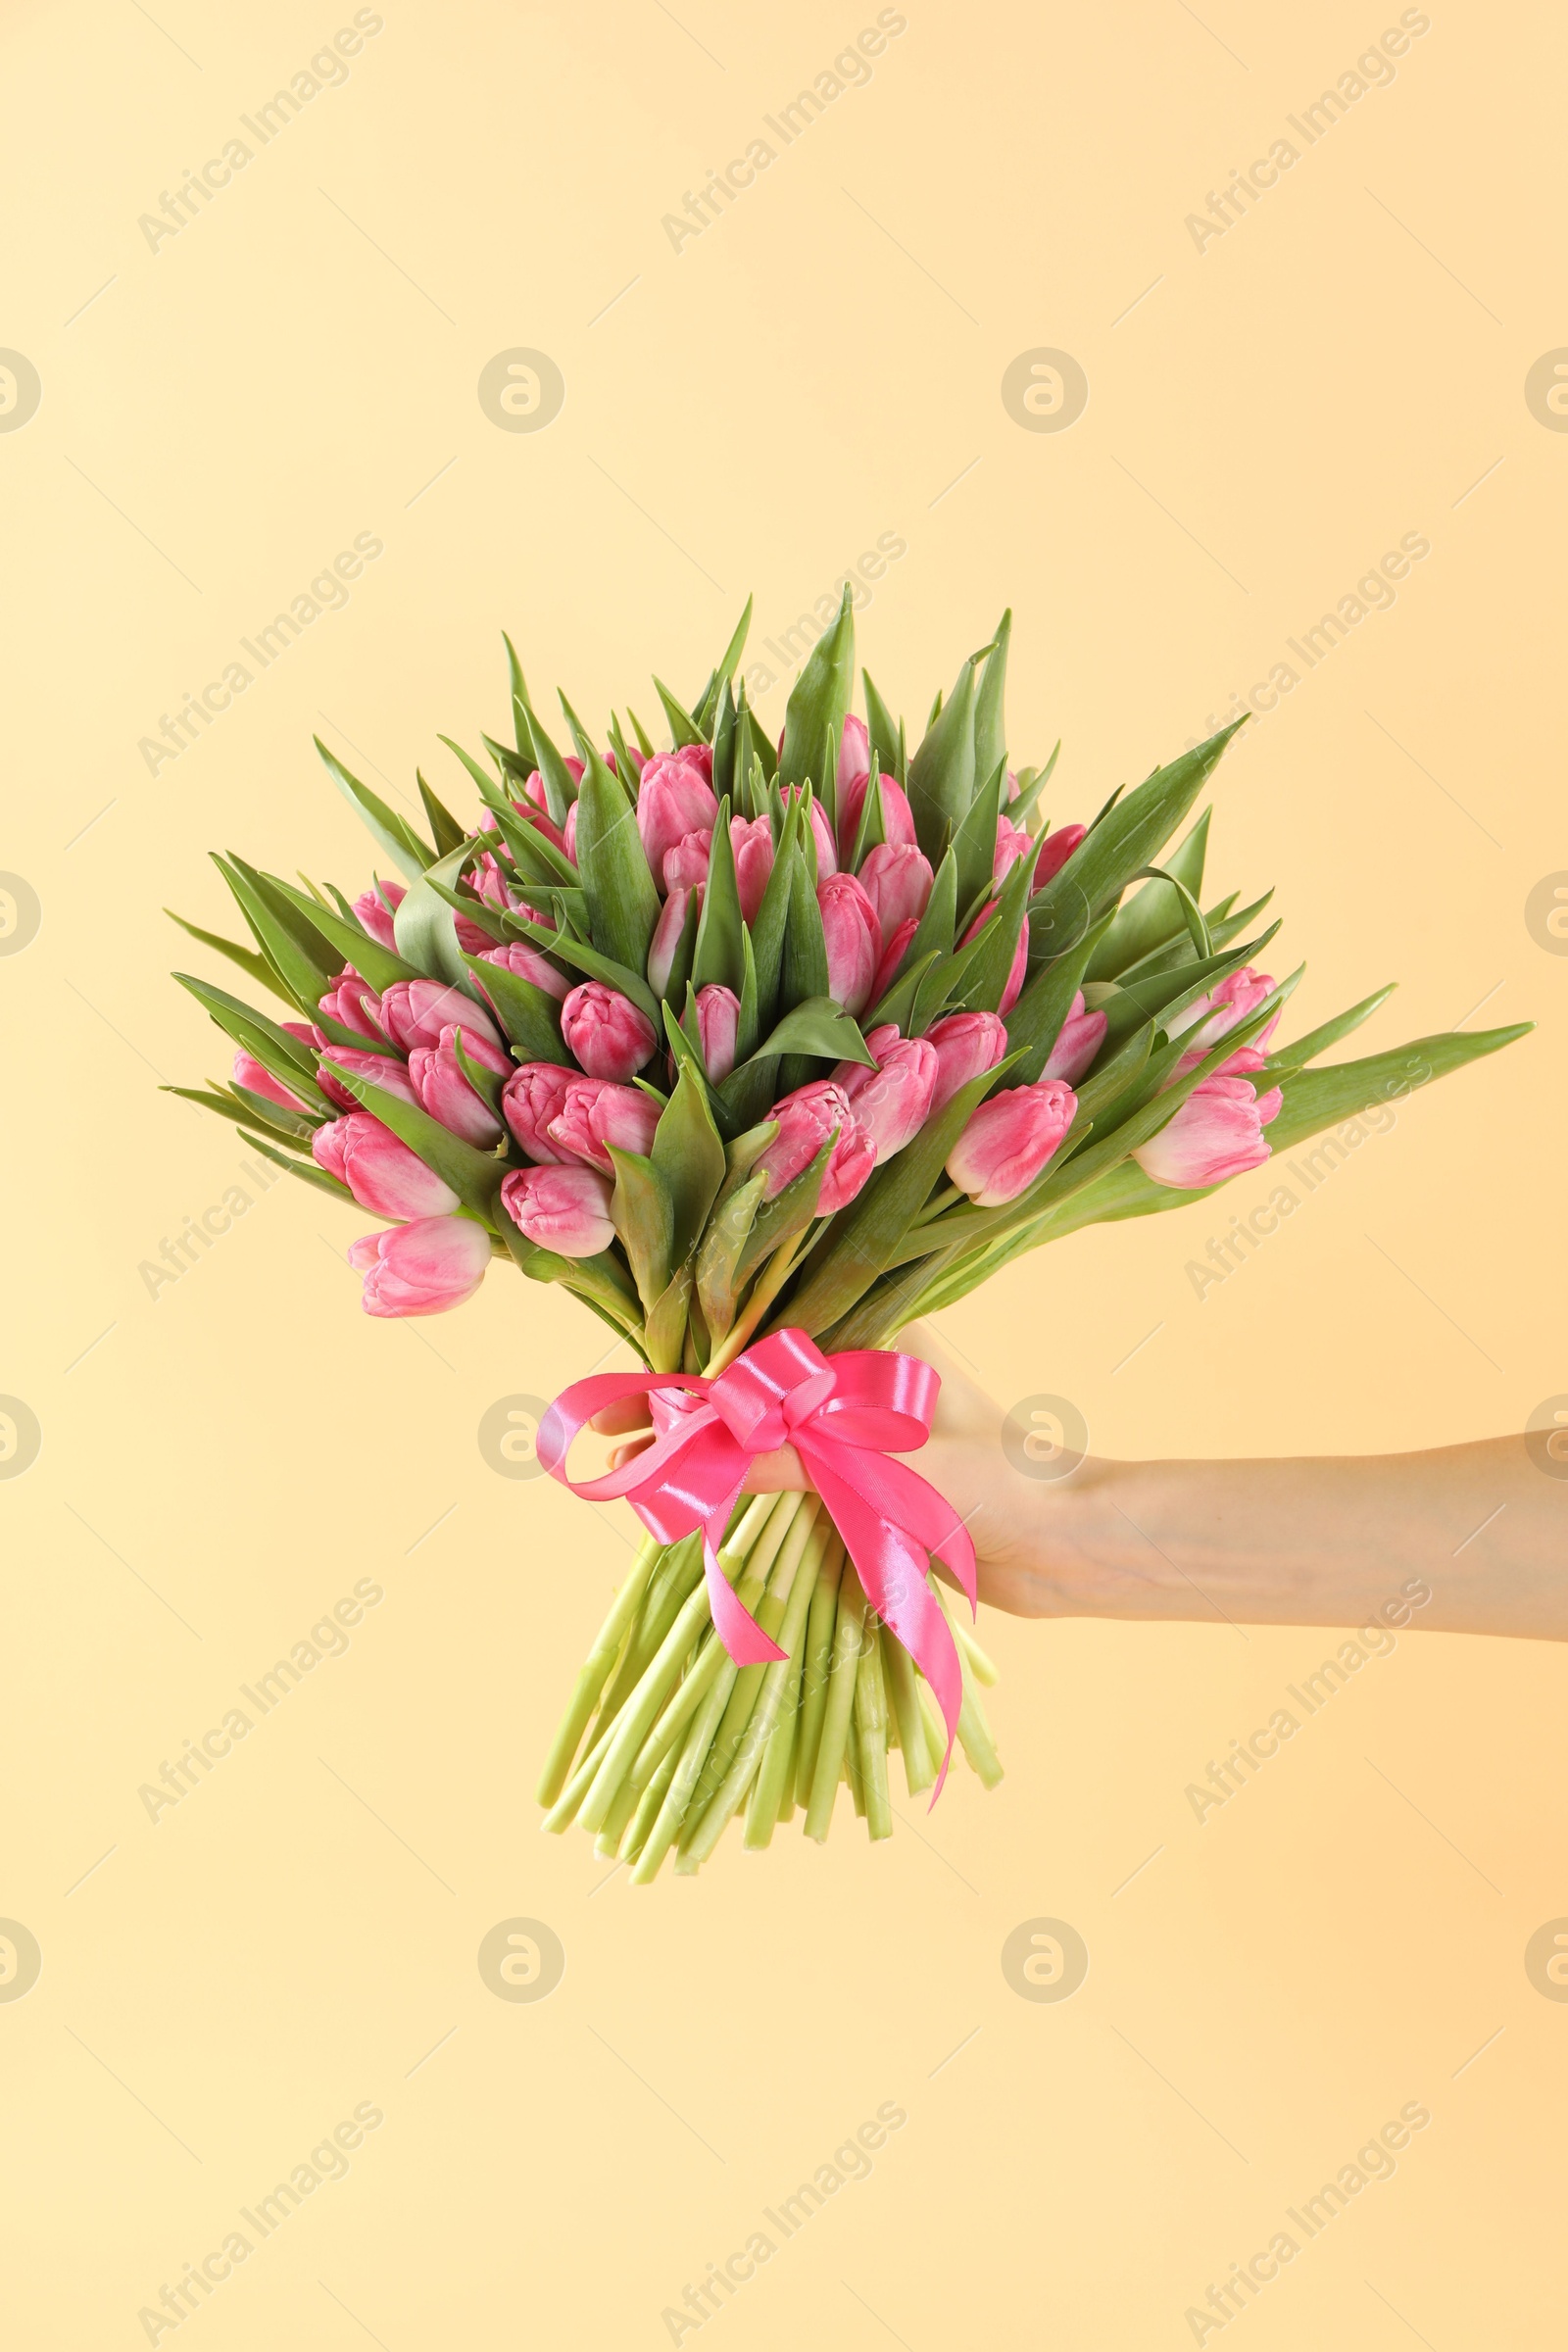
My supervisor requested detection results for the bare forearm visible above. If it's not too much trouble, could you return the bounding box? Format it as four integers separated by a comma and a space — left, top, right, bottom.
1035, 1439, 1565, 1640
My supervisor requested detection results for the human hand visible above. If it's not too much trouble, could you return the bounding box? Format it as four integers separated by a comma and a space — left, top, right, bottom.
589, 1321, 1061, 1618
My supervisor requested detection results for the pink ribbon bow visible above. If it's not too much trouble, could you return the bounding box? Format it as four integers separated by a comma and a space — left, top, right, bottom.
537, 1328, 977, 1793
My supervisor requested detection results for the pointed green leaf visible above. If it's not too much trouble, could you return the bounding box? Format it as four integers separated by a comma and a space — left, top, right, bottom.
694, 596, 754, 737
951, 759, 1005, 914
1004, 909, 1118, 1084
507, 914, 660, 1027
906, 656, 977, 862
1086, 808, 1212, 981
654, 675, 706, 749
778, 585, 855, 790
317, 738, 434, 879
972, 609, 1011, 784
1263, 985, 1396, 1073
263, 877, 420, 994
693, 795, 745, 993
653, 1064, 727, 1266
392, 843, 488, 998
573, 748, 660, 972
861, 668, 903, 784
465, 953, 569, 1064
165, 909, 291, 1003
606, 1146, 675, 1312
1031, 724, 1242, 961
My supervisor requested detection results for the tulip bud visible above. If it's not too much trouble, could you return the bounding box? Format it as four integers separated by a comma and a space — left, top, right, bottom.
549, 1077, 661, 1173
352, 883, 405, 951
347, 1214, 491, 1318
730, 814, 775, 924
755, 1081, 876, 1213
695, 985, 741, 1082
993, 815, 1034, 880
478, 939, 571, 1003
838, 765, 917, 858
648, 885, 697, 998
662, 829, 712, 893
379, 978, 503, 1054
835, 1025, 938, 1162
1042, 989, 1108, 1085
1167, 967, 1279, 1074
501, 1164, 616, 1258
925, 1010, 1008, 1113
817, 872, 883, 1016
318, 1048, 417, 1115
858, 842, 934, 935
563, 801, 579, 864
318, 966, 387, 1042
946, 1078, 1077, 1206
232, 1051, 311, 1114
868, 916, 918, 1006
1133, 1070, 1280, 1189
1034, 822, 1086, 888
313, 1112, 460, 1219
560, 981, 658, 1082
503, 1062, 576, 1163
407, 1026, 511, 1146
676, 742, 713, 784
838, 712, 870, 800
636, 755, 719, 878
959, 904, 1029, 1014
782, 787, 838, 880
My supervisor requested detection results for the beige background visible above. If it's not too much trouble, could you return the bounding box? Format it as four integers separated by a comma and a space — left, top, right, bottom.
3, 0, 1565, 2343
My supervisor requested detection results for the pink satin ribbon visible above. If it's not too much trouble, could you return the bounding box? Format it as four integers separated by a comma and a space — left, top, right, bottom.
537, 1328, 977, 1794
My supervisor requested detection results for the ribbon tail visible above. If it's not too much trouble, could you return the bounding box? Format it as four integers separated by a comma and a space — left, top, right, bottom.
801, 1448, 963, 1800
700, 1500, 785, 1667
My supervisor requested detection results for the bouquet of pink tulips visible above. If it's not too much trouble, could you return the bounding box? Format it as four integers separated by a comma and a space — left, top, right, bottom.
168, 591, 1527, 1877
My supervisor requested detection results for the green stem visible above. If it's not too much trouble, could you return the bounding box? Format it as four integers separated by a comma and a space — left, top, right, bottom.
534, 1534, 659, 1804
792, 1535, 846, 1809
805, 1560, 869, 1841
630, 1658, 741, 1884
678, 1522, 827, 1870
683, 1497, 820, 1830
880, 1621, 934, 1797
854, 1612, 893, 1839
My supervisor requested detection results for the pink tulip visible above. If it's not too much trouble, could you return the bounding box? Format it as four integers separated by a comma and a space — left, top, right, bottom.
858, 842, 934, 934
318, 1048, 417, 1115
637, 755, 719, 878
755, 1080, 876, 1213
474, 850, 528, 912
835, 1025, 937, 1162
695, 985, 740, 1082
479, 939, 571, 1004
380, 978, 503, 1055
818, 872, 883, 1017
648, 885, 697, 998
662, 829, 712, 893
838, 765, 917, 858
501, 1164, 616, 1258
782, 787, 838, 880
960, 904, 1029, 1015
562, 801, 579, 864
868, 916, 918, 1005
676, 742, 713, 784
1134, 1069, 1280, 1189
407, 1026, 512, 1146
926, 1010, 1008, 1113
1167, 967, 1279, 1073
348, 1215, 491, 1318
318, 966, 387, 1043
352, 883, 405, 950
313, 1112, 460, 1219
1002, 769, 1021, 804
549, 1077, 661, 1174
1042, 990, 1107, 1085
232, 1051, 312, 1114
838, 712, 870, 800
993, 815, 1035, 881
503, 1062, 576, 1163
731, 814, 775, 923
561, 981, 658, 1082
1034, 822, 1086, 888
947, 1078, 1078, 1206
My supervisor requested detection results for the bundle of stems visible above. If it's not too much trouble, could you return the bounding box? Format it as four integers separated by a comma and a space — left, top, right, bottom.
536, 1490, 1002, 1879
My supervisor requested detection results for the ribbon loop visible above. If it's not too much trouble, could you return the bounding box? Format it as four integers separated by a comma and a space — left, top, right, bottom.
539, 1328, 977, 1791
